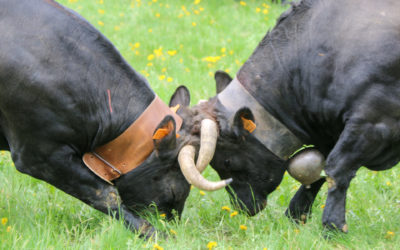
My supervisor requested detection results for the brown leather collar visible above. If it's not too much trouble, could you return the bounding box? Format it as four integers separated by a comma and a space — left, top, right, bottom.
82, 96, 182, 184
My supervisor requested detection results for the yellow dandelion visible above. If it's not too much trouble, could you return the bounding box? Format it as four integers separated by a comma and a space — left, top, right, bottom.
98, 9, 105, 15
185, 68, 190, 72
321, 204, 325, 209
256, 7, 261, 13
208, 71, 213, 76
194, 0, 201, 5
135, 50, 140, 55
202, 56, 221, 63
167, 77, 173, 82
152, 0, 157, 2
225, 69, 230, 73
97, 21, 104, 26
239, 225, 247, 230
167, 50, 177, 56
178, 13, 184, 18
221, 206, 231, 212
114, 26, 120, 31
160, 213, 166, 218
155, 13, 160, 18
294, 228, 300, 234
97, 0, 103, 4
154, 47, 163, 57
147, 54, 155, 60
68, 0, 78, 3
162, 67, 167, 72
192, 22, 197, 26
134, 42, 140, 48
170, 229, 177, 235
220, 47, 226, 53
240, 1, 246, 6
207, 241, 217, 250
159, 75, 166, 80
6, 226, 11, 232
263, 9, 269, 15
229, 50, 234, 55
200, 7, 204, 11
147, 62, 153, 67
119, 13, 125, 17
262, 3, 270, 8
194, 10, 200, 15
230, 211, 238, 217
153, 243, 164, 250
1, 217, 8, 225
148, 28, 153, 33
385, 231, 395, 239
386, 181, 392, 186
199, 190, 206, 196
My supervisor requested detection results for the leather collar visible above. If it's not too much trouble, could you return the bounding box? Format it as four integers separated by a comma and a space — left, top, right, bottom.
217, 77, 302, 160
83, 96, 182, 184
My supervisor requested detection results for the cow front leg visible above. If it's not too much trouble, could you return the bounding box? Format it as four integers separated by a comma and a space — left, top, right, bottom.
285, 178, 325, 223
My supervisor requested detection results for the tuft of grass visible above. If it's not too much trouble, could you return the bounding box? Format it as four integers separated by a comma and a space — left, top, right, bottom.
1, 0, 400, 249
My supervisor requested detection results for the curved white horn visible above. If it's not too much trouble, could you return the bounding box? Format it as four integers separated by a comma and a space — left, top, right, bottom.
178, 145, 232, 191
196, 119, 218, 173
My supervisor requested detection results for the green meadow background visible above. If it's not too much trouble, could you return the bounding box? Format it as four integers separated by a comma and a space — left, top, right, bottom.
1, 0, 399, 249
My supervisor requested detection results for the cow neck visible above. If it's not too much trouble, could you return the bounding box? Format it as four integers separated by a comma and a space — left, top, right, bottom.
217, 77, 302, 160
82, 96, 182, 184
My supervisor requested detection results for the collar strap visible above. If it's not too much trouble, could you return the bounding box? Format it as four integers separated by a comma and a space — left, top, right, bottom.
82, 96, 182, 184
217, 77, 302, 160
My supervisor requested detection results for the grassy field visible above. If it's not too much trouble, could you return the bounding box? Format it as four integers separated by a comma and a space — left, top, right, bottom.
1, 0, 399, 249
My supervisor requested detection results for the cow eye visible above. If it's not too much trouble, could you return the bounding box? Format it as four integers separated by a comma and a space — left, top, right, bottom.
224, 159, 230, 167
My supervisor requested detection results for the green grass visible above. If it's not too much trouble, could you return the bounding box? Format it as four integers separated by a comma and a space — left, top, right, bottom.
1, 0, 400, 249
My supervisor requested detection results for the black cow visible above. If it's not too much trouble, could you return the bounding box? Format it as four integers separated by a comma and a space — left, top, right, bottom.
175, 0, 400, 232
0, 0, 231, 236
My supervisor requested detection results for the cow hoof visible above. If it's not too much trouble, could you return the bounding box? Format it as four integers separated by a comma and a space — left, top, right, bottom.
323, 221, 349, 234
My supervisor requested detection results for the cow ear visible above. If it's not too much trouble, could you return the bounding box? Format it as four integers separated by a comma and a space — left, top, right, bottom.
214, 70, 232, 93
152, 115, 177, 153
233, 107, 256, 136
169, 85, 190, 107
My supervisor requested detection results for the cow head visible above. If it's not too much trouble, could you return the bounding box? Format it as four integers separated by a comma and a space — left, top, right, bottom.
114, 86, 232, 219
175, 71, 288, 216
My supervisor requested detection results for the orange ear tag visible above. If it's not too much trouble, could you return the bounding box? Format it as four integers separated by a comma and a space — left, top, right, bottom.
241, 117, 256, 133
170, 104, 180, 113
152, 128, 170, 140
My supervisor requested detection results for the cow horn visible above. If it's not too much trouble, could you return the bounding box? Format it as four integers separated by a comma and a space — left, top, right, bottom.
196, 119, 218, 173
178, 145, 232, 191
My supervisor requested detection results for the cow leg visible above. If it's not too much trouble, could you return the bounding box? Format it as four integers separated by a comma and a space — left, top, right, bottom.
321, 124, 364, 232
14, 149, 154, 237
285, 178, 326, 223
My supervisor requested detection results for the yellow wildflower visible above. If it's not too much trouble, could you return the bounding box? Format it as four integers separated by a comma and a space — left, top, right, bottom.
170, 229, 177, 235
160, 213, 166, 218
147, 54, 155, 60
294, 228, 300, 234
386, 181, 392, 186
167, 50, 177, 56
162, 68, 167, 72
220, 47, 226, 53
1, 218, 8, 225
240, 1, 246, 6
263, 9, 269, 15
262, 3, 270, 8
119, 13, 125, 17
159, 75, 166, 80
98, 9, 105, 15
178, 13, 184, 18
154, 47, 163, 57
321, 204, 325, 209
97, 0, 103, 4
256, 7, 261, 13
185, 68, 190, 72
98, 21, 104, 26
190, 185, 194, 190
194, 10, 200, 15
152, 0, 157, 2
200, 7, 204, 11
221, 206, 231, 212
114, 26, 120, 31
207, 241, 217, 250
155, 13, 160, 18
385, 231, 395, 239
230, 211, 238, 217
134, 42, 140, 48
148, 28, 153, 33
153, 243, 163, 250
202, 56, 221, 63
194, 0, 201, 4
147, 62, 153, 67
239, 225, 247, 230
229, 50, 234, 55
199, 191, 206, 196
192, 22, 197, 26
68, 0, 78, 3
6, 226, 11, 232
167, 77, 173, 82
